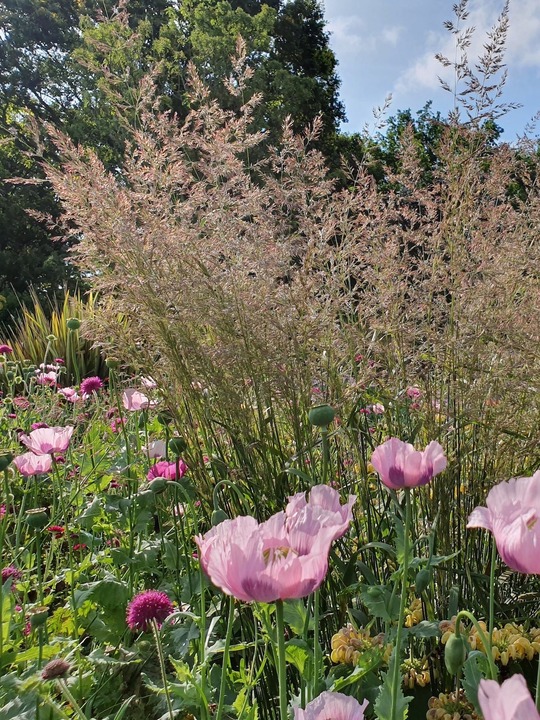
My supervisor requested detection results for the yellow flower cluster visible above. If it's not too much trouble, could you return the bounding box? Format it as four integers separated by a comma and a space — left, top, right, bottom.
401, 657, 430, 689
404, 597, 423, 627
330, 624, 389, 666
426, 690, 479, 720
440, 618, 540, 666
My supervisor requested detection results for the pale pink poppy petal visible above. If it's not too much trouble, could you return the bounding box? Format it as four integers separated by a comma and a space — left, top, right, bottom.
295, 691, 369, 720
13, 452, 53, 476
371, 438, 446, 489
20, 426, 74, 455
478, 675, 539, 720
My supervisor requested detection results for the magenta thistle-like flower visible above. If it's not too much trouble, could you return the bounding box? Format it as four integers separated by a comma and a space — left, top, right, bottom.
31, 422, 49, 431
13, 452, 53, 476
371, 438, 447, 490
80, 376, 103, 397
20, 426, 74, 455
126, 590, 174, 632
1, 565, 22, 584
0, 344, 13, 354
147, 460, 187, 481
294, 691, 369, 720
478, 675, 539, 720
467, 471, 540, 574
196, 486, 354, 603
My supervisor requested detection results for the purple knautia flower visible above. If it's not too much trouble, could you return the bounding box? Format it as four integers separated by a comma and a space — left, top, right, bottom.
80, 376, 104, 397
294, 691, 369, 720
147, 460, 187, 481
371, 438, 447, 490
1, 565, 22, 585
0, 344, 13, 354
126, 590, 174, 632
31, 422, 49, 431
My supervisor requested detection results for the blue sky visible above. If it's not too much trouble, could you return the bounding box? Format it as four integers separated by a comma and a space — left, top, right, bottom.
322, 0, 540, 141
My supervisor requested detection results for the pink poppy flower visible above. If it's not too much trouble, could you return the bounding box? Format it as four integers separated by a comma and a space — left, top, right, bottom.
13, 452, 53, 475
123, 389, 155, 411
35, 370, 57, 386
147, 460, 187, 481
143, 440, 167, 459
285, 485, 356, 542
371, 438, 447, 489
58, 387, 81, 403
196, 496, 350, 602
141, 376, 157, 389
477, 675, 540, 720
20, 426, 74, 455
294, 691, 369, 720
467, 471, 540, 574
406, 386, 422, 400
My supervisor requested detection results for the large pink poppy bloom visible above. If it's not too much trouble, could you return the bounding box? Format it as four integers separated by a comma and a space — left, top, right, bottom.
20, 426, 74, 455
294, 691, 369, 720
468, 471, 540, 574
147, 460, 187, 481
286, 485, 356, 542
371, 438, 447, 489
478, 675, 540, 720
13, 452, 53, 476
196, 493, 353, 603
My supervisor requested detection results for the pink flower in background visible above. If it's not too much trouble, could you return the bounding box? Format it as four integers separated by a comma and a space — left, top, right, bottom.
80, 376, 103, 396
371, 438, 447, 490
285, 485, 356, 542
58, 387, 81, 403
20, 426, 74, 455
54, 358, 65, 365
12, 397, 30, 409
126, 590, 174, 632
147, 460, 187, 481
36, 370, 57, 386
370, 403, 385, 415
196, 498, 344, 602
13, 452, 53, 475
467, 471, 540, 574
141, 376, 157, 389
123, 389, 154, 411
0, 344, 13, 354
406, 386, 422, 400
477, 675, 539, 720
31, 422, 49, 431
1, 565, 22, 585
294, 692, 369, 720
143, 440, 167, 459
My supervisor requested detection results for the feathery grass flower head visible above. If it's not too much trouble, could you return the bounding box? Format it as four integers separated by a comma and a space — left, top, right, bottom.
126, 590, 174, 632
478, 675, 539, 720
20, 426, 74, 455
80, 376, 103, 396
467, 471, 540, 574
196, 487, 353, 602
147, 460, 187, 481
294, 691, 368, 720
371, 438, 447, 489
13, 452, 53, 475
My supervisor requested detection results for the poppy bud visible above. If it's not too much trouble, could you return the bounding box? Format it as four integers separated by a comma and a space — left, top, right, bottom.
444, 633, 468, 675
308, 404, 335, 427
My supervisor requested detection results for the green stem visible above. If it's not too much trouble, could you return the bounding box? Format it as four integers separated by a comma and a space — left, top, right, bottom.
199, 562, 209, 720
57, 679, 87, 720
488, 537, 497, 657
390, 489, 411, 720
151, 619, 175, 720
455, 610, 498, 679
310, 588, 321, 703
216, 598, 235, 720
320, 429, 329, 486
275, 600, 288, 720
536, 649, 540, 710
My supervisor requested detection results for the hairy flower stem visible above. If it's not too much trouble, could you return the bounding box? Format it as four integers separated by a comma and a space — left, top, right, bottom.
199, 562, 209, 720
320, 428, 329, 486
536, 650, 540, 711
275, 600, 288, 720
151, 619, 175, 720
216, 598, 235, 720
57, 679, 87, 720
454, 610, 498, 679
310, 588, 321, 703
488, 537, 497, 658
390, 489, 411, 720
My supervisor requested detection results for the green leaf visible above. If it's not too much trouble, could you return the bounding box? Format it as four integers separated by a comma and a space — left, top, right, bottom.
359, 584, 400, 622
283, 598, 312, 635
373, 648, 412, 720
462, 650, 493, 714
285, 639, 312, 679
406, 621, 440, 638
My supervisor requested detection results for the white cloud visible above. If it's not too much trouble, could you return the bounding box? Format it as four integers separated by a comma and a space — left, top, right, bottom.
382, 26, 402, 46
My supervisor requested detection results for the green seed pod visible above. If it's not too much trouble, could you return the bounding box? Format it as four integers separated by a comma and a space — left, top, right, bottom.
308, 404, 335, 427
66, 318, 81, 331
168, 437, 187, 456
25, 508, 49, 530
0, 453, 13, 471
105, 357, 119, 369
415, 567, 431, 595
211, 508, 228, 526
149, 478, 168, 494
444, 633, 468, 675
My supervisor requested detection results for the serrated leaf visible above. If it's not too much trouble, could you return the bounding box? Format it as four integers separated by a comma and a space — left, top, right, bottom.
373, 648, 412, 720
285, 639, 312, 679
406, 621, 440, 638
359, 584, 400, 622
283, 599, 311, 635
462, 650, 494, 714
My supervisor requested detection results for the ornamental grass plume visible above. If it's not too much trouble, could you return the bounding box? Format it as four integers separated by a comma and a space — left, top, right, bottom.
477, 675, 540, 720
294, 691, 368, 720
196, 487, 354, 602
371, 438, 447, 490
467, 471, 540, 574
126, 590, 174, 632
19, 426, 74, 455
